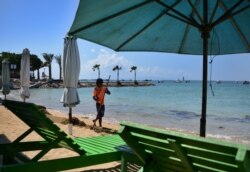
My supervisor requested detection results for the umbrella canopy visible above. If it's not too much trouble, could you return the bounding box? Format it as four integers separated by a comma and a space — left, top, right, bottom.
60, 36, 80, 125
1, 59, 10, 99
20, 48, 30, 102
68, 0, 250, 136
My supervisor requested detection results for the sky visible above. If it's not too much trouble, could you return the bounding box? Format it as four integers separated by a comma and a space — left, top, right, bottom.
0, 0, 249, 81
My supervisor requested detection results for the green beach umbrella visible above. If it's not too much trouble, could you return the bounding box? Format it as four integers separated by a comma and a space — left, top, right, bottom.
1, 59, 10, 99
68, 0, 250, 137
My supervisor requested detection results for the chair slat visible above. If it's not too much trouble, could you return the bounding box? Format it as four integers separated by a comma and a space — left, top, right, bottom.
119, 121, 250, 172
1, 100, 137, 172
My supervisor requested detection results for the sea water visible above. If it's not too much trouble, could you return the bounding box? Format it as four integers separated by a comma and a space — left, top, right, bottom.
6, 81, 250, 144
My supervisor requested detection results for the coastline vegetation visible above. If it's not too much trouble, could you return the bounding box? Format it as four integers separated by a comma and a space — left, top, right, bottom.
0, 51, 154, 89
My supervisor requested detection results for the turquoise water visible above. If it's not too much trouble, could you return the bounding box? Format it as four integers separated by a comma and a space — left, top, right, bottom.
7, 81, 250, 143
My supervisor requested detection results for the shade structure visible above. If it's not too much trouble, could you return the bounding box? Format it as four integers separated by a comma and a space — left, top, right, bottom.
20, 48, 30, 102
1, 59, 10, 99
60, 36, 81, 134
68, 0, 250, 137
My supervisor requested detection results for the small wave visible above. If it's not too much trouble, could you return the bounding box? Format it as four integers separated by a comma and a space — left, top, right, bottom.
207, 134, 234, 140
214, 116, 250, 123
80, 113, 96, 119
169, 110, 199, 119
165, 127, 198, 135
245, 115, 250, 119
207, 133, 250, 145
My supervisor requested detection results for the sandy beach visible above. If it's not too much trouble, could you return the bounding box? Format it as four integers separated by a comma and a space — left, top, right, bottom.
0, 105, 136, 172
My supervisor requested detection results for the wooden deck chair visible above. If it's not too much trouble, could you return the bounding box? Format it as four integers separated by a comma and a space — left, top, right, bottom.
0, 100, 137, 172
119, 121, 250, 172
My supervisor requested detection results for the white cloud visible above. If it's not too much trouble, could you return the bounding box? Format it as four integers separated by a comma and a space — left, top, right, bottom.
78, 49, 193, 80
136, 66, 193, 80
81, 49, 133, 78
138, 66, 164, 74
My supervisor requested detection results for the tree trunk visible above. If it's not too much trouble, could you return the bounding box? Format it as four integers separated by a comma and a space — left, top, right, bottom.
49, 65, 52, 79
37, 69, 40, 80
117, 70, 119, 82
59, 66, 62, 81
134, 71, 136, 82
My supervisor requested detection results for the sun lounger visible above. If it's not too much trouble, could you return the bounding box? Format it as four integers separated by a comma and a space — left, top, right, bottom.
119, 121, 250, 172
0, 100, 137, 172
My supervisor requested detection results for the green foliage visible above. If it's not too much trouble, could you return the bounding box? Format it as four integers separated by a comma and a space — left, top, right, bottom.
130, 66, 137, 72
112, 65, 121, 71
54, 55, 62, 80
30, 54, 43, 71
1, 51, 44, 78
0, 52, 21, 76
92, 64, 100, 71
42, 53, 54, 79
0, 52, 21, 70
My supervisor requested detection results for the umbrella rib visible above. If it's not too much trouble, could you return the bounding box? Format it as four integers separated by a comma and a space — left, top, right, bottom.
231, 4, 250, 17
163, 11, 199, 28
115, 11, 166, 51
178, 0, 200, 53
178, 24, 191, 54
211, 0, 246, 27
69, 0, 154, 36
116, 0, 181, 51
155, 0, 200, 28
208, 0, 221, 25
187, 0, 203, 24
219, 1, 250, 50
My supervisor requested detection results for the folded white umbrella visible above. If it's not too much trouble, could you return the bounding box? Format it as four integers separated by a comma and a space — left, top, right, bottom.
61, 36, 80, 135
20, 48, 30, 102
1, 59, 10, 99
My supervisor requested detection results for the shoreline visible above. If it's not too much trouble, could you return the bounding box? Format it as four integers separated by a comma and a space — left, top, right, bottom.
7, 78, 155, 89
2, 98, 250, 146
2, 88, 250, 146
51, 108, 250, 146
40, 108, 250, 146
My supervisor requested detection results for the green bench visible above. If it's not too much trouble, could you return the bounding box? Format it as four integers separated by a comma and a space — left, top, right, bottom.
119, 121, 250, 172
0, 100, 136, 172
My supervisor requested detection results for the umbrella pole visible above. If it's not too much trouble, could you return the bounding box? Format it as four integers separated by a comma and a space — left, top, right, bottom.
68, 107, 73, 135
200, 37, 208, 137
200, 0, 209, 137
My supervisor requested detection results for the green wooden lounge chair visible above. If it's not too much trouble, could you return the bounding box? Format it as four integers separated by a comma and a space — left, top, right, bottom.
0, 100, 136, 172
119, 121, 250, 172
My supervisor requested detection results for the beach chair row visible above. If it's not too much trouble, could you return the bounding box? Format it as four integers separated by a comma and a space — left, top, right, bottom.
119, 121, 250, 172
0, 100, 138, 172
1, 99, 249, 171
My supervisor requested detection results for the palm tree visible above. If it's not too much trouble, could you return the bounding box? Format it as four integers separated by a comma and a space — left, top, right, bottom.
130, 66, 137, 84
113, 65, 122, 85
54, 55, 62, 80
30, 54, 43, 80
92, 64, 100, 78
42, 53, 54, 80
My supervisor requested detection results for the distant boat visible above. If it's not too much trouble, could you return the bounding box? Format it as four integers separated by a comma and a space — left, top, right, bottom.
175, 79, 182, 83
216, 80, 222, 84
243, 81, 249, 85
175, 78, 190, 83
